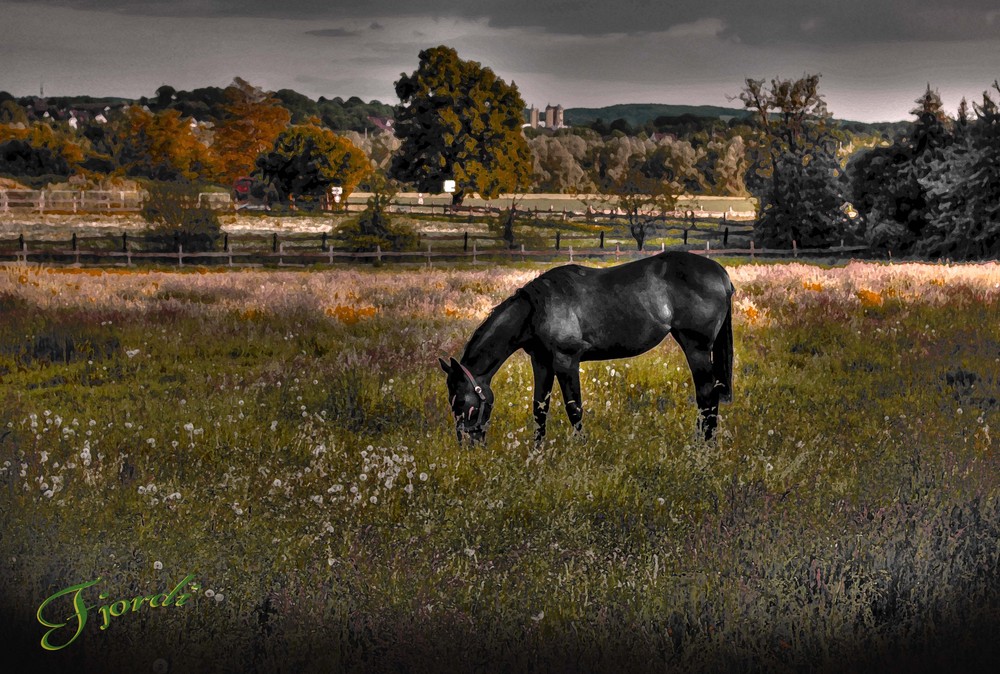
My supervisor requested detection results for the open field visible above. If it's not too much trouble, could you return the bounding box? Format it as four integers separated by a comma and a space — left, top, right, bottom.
2, 258, 999, 673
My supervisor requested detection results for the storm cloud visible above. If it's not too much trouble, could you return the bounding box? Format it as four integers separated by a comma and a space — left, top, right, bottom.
2, 0, 999, 122
7, 0, 1000, 43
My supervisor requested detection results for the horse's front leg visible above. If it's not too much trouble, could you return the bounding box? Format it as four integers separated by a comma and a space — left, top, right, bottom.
531, 356, 555, 444
555, 361, 584, 435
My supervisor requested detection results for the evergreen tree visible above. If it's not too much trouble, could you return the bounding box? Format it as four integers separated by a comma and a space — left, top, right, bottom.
919, 84, 1000, 258
390, 46, 532, 205
854, 85, 952, 254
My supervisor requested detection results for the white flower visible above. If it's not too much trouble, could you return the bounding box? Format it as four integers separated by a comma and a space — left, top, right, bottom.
272, 478, 282, 488
214, 593, 224, 603
419, 472, 428, 482
153, 561, 163, 570
204, 589, 215, 598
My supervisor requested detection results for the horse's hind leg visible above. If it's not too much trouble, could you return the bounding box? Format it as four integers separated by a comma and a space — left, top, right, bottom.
554, 356, 584, 435
675, 331, 720, 441
530, 355, 555, 444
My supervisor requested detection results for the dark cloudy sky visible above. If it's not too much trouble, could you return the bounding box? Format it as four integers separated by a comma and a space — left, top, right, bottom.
2, 0, 999, 122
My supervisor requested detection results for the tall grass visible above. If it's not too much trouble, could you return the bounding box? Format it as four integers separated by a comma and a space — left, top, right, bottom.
1, 260, 998, 673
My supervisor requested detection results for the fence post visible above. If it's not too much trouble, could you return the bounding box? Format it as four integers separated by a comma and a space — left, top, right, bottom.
272, 233, 278, 252
724, 227, 729, 246
683, 229, 688, 245
321, 232, 327, 251
793, 240, 798, 258
72, 232, 77, 251
178, 243, 183, 267
1, 190, 6, 213
19, 233, 25, 263
279, 242, 284, 266
426, 243, 432, 267
706, 240, 710, 254
599, 231, 605, 249
38, 191, 45, 215
122, 232, 128, 252
463, 231, 468, 252
750, 240, 755, 260
615, 243, 620, 262
224, 233, 229, 252
569, 245, 574, 263
520, 244, 525, 263
376, 244, 382, 264
556, 231, 561, 250
473, 241, 477, 264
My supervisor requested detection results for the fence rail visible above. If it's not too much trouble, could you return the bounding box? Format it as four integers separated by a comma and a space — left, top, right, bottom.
0, 189, 756, 222
0, 234, 869, 268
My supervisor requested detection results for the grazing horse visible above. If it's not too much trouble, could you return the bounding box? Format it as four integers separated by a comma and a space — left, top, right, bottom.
440, 251, 734, 445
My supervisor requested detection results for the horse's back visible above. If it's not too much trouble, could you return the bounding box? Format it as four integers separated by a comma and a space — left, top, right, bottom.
518, 252, 732, 359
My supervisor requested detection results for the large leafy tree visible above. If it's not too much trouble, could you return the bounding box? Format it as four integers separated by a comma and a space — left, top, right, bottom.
390, 45, 532, 205
740, 74, 851, 247
256, 123, 370, 205
211, 78, 290, 185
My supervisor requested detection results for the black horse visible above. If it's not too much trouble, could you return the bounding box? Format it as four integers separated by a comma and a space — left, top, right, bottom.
440, 251, 734, 445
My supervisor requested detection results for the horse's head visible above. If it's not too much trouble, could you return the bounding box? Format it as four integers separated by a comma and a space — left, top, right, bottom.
439, 357, 494, 446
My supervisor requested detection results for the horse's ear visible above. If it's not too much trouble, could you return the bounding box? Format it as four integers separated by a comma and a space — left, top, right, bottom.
439, 357, 453, 375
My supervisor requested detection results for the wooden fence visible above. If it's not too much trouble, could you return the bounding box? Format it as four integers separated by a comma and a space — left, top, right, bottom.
0, 189, 755, 223
0, 229, 868, 268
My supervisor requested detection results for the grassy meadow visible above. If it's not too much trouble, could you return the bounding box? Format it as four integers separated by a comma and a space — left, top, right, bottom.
1, 258, 999, 673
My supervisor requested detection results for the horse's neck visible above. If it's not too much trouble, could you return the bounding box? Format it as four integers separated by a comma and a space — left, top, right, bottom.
461, 293, 531, 382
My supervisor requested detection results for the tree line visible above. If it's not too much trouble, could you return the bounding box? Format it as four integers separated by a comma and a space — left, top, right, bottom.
1, 45, 998, 258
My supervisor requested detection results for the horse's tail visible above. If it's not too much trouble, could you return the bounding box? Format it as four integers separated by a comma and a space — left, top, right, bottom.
713, 290, 734, 403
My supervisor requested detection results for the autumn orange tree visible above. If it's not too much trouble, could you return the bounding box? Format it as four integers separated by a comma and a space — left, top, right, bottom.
256, 122, 370, 207
116, 107, 214, 181
211, 78, 290, 185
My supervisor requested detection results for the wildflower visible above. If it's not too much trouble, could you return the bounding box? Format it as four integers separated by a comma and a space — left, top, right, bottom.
153, 561, 163, 570
369, 495, 378, 504
419, 472, 428, 482
214, 593, 224, 603
204, 589, 215, 598
272, 478, 282, 488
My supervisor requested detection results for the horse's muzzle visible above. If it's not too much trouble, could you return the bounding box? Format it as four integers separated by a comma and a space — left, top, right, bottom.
456, 424, 487, 447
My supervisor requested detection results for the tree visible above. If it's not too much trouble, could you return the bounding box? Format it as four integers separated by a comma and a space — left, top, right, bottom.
739, 74, 851, 247
852, 84, 953, 254
117, 107, 214, 181
391, 46, 532, 205
256, 123, 370, 207
211, 78, 290, 185
598, 163, 678, 251
918, 83, 1000, 258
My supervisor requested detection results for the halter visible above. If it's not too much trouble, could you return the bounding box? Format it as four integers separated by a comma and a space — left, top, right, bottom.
457, 362, 490, 428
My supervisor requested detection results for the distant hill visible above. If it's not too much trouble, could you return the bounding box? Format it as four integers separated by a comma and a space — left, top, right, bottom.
562, 103, 751, 127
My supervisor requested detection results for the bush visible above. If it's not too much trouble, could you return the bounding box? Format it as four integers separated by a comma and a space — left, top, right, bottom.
337, 176, 418, 253
140, 182, 223, 252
